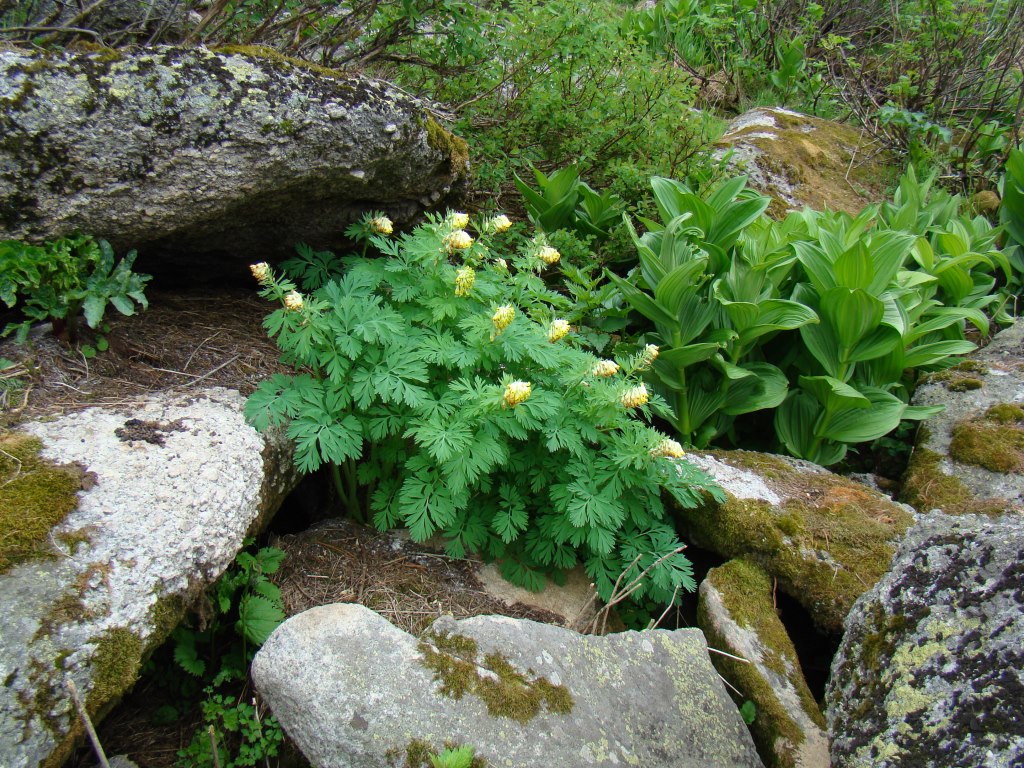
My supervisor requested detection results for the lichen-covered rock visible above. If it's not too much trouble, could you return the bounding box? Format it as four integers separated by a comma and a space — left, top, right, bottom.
0, 388, 300, 768
825, 512, 1024, 767
677, 451, 914, 634
252, 603, 765, 768
0, 45, 468, 280
699, 560, 830, 768
902, 322, 1024, 515
714, 108, 893, 217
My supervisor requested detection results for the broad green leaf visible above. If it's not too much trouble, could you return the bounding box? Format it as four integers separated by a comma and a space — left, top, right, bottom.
775, 392, 821, 460
800, 322, 842, 378
848, 325, 902, 362
721, 363, 788, 415
237, 595, 285, 646
834, 244, 873, 290
866, 231, 915, 293
821, 287, 883, 352
606, 272, 677, 331
818, 388, 905, 443
658, 343, 723, 370
902, 340, 976, 368
799, 375, 870, 411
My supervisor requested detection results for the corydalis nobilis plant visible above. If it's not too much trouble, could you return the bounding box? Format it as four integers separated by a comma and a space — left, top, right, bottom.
245, 212, 723, 603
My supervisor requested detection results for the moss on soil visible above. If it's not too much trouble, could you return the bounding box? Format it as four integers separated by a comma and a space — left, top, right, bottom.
678, 450, 913, 633
698, 559, 823, 768
900, 428, 1008, 516
418, 631, 573, 723
0, 432, 84, 574
927, 361, 990, 392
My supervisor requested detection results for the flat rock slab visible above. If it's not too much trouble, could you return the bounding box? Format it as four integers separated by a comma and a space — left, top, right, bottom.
0, 45, 468, 280
826, 512, 1024, 767
252, 603, 765, 768
0, 387, 298, 768
903, 321, 1024, 514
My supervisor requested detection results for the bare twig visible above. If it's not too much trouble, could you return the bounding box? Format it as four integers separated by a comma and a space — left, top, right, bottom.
66, 678, 110, 768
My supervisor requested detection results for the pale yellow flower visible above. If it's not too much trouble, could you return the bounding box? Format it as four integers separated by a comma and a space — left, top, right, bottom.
283, 291, 304, 311
503, 380, 532, 408
494, 257, 508, 271
444, 230, 474, 252
548, 319, 570, 343
639, 344, 660, 368
454, 266, 476, 297
370, 216, 393, 235
621, 384, 649, 409
490, 214, 513, 233
450, 212, 470, 229
249, 262, 271, 284
592, 359, 620, 377
538, 245, 561, 265
651, 438, 685, 458
492, 305, 515, 332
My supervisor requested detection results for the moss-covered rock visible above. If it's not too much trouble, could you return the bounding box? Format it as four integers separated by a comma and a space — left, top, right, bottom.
698, 560, 829, 768
680, 450, 914, 634
0, 45, 468, 282
714, 107, 896, 217
902, 322, 1024, 515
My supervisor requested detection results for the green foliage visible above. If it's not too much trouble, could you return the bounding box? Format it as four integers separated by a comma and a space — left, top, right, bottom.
739, 699, 757, 725
514, 165, 625, 241
246, 212, 724, 604
431, 745, 477, 768
167, 541, 286, 768
1001, 146, 1024, 301
609, 170, 1014, 464
0, 235, 149, 347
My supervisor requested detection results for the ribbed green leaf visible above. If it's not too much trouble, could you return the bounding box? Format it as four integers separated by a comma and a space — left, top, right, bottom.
902, 340, 976, 368
822, 287, 884, 351
722, 363, 788, 415
819, 388, 905, 443
799, 375, 870, 411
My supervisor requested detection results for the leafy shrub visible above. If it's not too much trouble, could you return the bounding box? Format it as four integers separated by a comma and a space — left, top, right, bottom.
246, 212, 724, 603
169, 542, 286, 768
514, 165, 624, 242
0, 235, 149, 352
1000, 146, 1024, 300
608, 170, 1013, 464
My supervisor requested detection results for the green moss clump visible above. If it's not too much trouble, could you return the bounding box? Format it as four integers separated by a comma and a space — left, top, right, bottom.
418, 631, 573, 723
984, 403, 1024, 424
85, 627, 144, 718
425, 116, 470, 175
393, 739, 489, 768
949, 419, 1024, 473
698, 560, 824, 768
0, 433, 84, 573
900, 446, 1007, 516
947, 378, 984, 392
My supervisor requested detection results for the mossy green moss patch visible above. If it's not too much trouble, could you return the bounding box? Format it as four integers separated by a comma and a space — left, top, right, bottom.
927, 361, 990, 392
425, 116, 470, 175
0, 432, 84, 573
698, 560, 823, 768
680, 451, 913, 633
900, 446, 1007, 516
390, 738, 488, 768
86, 627, 144, 718
211, 44, 350, 81
948, 407, 1024, 473
418, 631, 573, 723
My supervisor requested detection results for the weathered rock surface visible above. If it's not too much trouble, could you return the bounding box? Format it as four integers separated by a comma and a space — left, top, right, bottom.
715, 108, 892, 217
902, 321, 1024, 515
0, 45, 468, 280
253, 603, 765, 768
825, 512, 1024, 767
0, 387, 299, 768
677, 450, 914, 634
699, 560, 830, 768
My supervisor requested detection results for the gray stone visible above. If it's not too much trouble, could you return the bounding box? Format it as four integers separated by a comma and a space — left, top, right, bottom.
902, 321, 1024, 514
0, 45, 468, 281
698, 560, 830, 768
252, 603, 765, 768
825, 512, 1024, 767
0, 387, 299, 768
675, 450, 915, 634
713, 108, 892, 217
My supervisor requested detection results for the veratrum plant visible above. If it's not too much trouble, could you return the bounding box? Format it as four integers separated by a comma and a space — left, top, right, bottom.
514, 165, 625, 241
0, 235, 150, 346
246, 213, 723, 603
608, 176, 817, 447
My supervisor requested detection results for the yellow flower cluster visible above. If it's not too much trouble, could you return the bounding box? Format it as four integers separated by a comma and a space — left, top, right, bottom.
450, 212, 470, 229
249, 262, 271, 284
454, 266, 476, 297
640, 344, 660, 368
503, 380, 532, 408
592, 359, 620, 377
548, 319, 570, 342
370, 216, 393, 235
494, 257, 508, 271
650, 438, 685, 458
283, 291, 304, 311
538, 246, 561, 265
492, 305, 515, 332
621, 383, 649, 409
490, 214, 512, 233
444, 230, 474, 252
